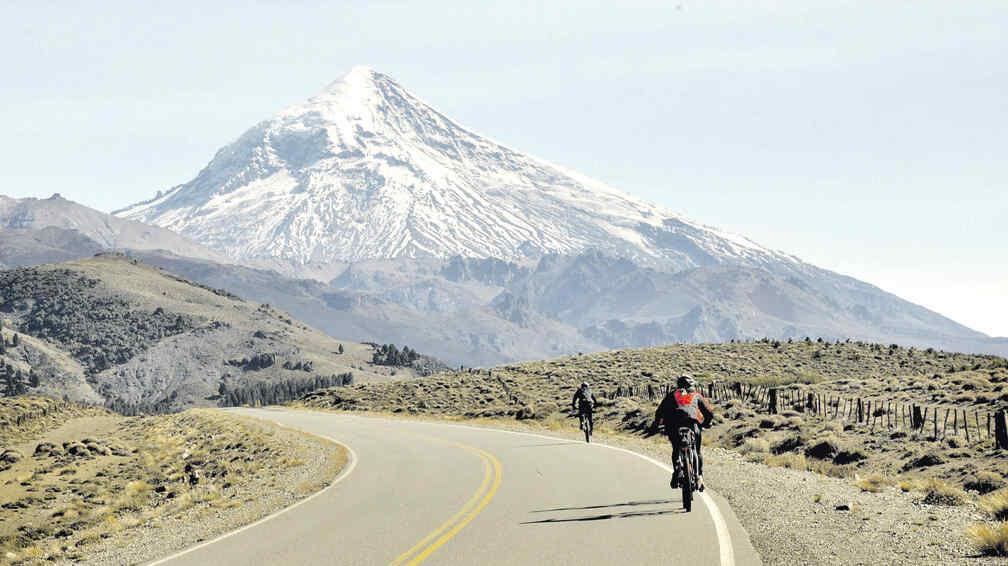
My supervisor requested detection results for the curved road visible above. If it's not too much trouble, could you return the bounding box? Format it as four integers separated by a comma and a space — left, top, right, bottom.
153, 409, 760, 565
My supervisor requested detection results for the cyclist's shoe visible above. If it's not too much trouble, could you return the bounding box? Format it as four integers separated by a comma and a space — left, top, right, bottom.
670, 470, 680, 489
697, 474, 705, 492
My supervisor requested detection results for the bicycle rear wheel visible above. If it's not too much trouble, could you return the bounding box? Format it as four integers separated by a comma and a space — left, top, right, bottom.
681, 455, 693, 512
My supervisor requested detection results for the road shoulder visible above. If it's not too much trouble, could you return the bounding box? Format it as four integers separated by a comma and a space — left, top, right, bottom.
76, 411, 347, 566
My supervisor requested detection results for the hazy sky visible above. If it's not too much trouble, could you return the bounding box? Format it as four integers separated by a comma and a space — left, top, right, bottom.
2, 2, 1005, 335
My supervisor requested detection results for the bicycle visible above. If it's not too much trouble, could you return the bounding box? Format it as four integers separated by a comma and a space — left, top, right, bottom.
674, 426, 700, 512
578, 411, 593, 443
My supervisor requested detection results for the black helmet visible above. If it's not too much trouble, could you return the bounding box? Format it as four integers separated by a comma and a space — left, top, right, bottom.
676, 374, 696, 390
580, 381, 589, 388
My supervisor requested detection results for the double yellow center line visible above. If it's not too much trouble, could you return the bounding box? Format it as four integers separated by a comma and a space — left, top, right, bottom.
390, 440, 503, 566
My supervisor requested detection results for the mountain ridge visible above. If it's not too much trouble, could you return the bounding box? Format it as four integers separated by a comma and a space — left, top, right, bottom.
1, 194, 225, 263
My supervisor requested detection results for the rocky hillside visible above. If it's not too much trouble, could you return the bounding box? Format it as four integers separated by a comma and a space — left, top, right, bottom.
0, 254, 426, 412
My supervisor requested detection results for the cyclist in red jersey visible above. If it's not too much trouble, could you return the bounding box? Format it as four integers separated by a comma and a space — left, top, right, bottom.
651, 374, 715, 490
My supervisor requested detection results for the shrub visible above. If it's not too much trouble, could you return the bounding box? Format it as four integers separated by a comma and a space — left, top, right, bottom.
765, 453, 807, 471
534, 401, 560, 421
515, 405, 535, 420
902, 452, 945, 471
834, 447, 868, 465
898, 478, 920, 492
758, 415, 786, 429
856, 474, 888, 493
741, 437, 770, 454
980, 489, 1008, 521
804, 438, 839, 460
967, 472, 1006, 495
771, 434, 804, 454
966, 522, 1008, 556
920, 478, 967, 506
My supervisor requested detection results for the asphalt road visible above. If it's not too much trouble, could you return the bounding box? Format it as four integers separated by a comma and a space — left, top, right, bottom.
152, 409, 760, 565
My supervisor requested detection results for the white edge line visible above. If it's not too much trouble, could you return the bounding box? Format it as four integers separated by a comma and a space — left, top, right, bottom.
341, 414, 736, 566
146, 422, 358, 566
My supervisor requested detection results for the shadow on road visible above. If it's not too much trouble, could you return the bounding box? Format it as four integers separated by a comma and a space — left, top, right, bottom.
521, 508, 685, 524
532, 499, 676, 513
516, 442, 578, 448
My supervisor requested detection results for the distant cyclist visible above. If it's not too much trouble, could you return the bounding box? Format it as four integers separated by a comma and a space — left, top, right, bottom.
651, 374, 715, 490
572, 381, 598, 440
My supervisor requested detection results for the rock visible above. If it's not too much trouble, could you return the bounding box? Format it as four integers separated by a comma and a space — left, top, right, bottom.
835, 504, 851, 511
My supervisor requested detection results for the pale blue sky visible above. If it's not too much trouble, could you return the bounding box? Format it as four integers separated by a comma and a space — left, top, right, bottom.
2, 1, 1005, 335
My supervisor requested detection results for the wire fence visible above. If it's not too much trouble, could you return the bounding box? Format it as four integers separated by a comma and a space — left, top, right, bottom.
608, 380, 1008, 449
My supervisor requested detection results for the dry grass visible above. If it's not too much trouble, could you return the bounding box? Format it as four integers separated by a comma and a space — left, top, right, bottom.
898, 478, 922, 492
764, 453, 808, 471
979, 489, 1008, 521
0, 407, 336, 564
856, 473, 890, 493
966, 522, 1008, 556
920, 478, 968, 506
740, 437, 771, 455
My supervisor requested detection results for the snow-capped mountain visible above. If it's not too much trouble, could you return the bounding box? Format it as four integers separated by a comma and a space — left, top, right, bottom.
117, 67, 790, 271
107, 67, 1003, 363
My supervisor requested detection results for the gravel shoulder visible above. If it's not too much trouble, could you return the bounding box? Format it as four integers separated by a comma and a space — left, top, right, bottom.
307, 408, 1000, 566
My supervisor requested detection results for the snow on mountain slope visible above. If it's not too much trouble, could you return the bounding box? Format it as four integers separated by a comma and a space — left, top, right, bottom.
117, 67, 792, 271
0, 194, 225, 262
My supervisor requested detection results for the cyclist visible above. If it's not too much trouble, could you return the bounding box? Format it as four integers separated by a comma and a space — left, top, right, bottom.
650, 374, 715, 490
571, 381, 597, 436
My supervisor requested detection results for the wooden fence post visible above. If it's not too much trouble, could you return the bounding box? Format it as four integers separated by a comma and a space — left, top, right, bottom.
996, 410, 1008, 449
769, 388, 779, 414
912, 405, 923, 430
857, 398, 864, 423
964, 411, 972, 443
